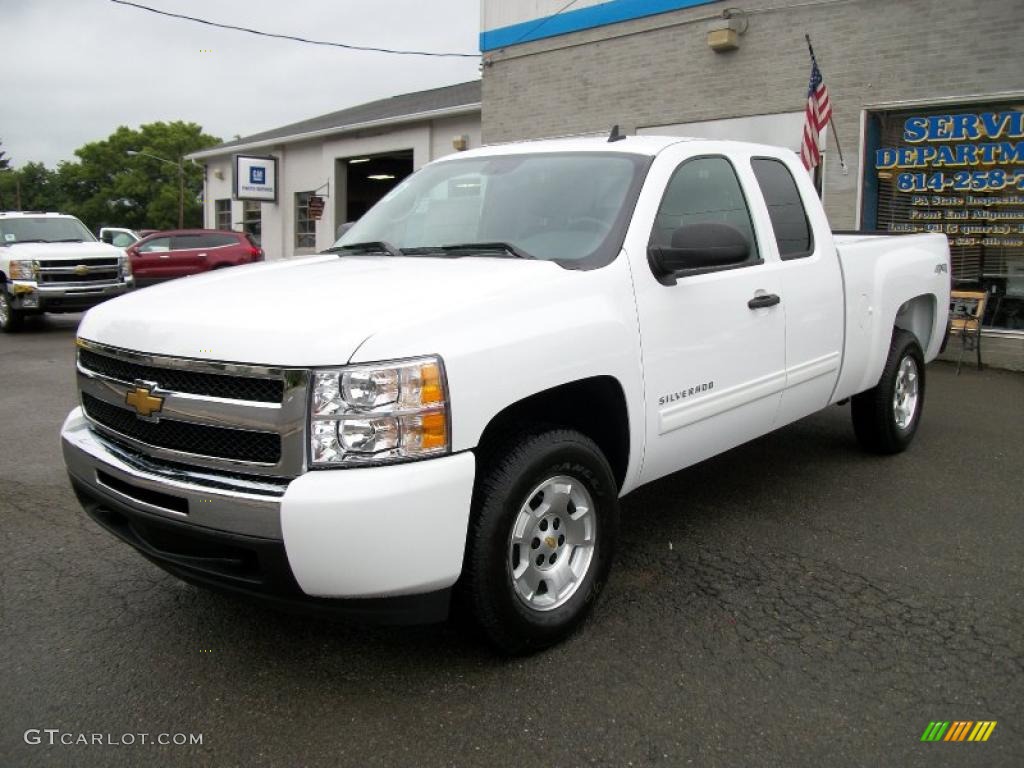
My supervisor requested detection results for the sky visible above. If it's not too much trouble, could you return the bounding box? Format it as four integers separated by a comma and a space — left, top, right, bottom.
1, 0, 482, 168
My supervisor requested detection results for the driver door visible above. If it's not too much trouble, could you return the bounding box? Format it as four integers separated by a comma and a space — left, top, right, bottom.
627, 149, 786, 484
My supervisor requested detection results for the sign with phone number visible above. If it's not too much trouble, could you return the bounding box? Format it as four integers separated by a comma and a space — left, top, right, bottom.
897, 170, 1024, 193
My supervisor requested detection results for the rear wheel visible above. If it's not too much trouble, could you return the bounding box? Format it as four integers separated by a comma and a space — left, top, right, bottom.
851, 329, 925, 454
461, 428, 619, 654
0, 286, 25, 333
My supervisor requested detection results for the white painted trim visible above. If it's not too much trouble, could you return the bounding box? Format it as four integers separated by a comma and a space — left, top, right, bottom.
786, 352, 841, 388
187, 104, 481, 161
659, 369, 787, 434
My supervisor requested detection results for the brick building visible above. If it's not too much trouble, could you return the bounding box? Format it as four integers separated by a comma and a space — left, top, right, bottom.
480, 0, 1024, 366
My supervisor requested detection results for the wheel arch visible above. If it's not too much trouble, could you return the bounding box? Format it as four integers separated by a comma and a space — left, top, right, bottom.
894, 293, 936, 354
473, 375, 631, 491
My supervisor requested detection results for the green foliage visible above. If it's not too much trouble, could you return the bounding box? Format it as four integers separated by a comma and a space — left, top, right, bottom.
0, 122, 221, 231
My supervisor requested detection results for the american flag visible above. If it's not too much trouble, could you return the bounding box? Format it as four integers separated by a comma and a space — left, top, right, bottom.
800, 55, 832, 171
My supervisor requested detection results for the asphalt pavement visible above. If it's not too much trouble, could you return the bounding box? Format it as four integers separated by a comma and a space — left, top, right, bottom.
1, 313, 1022, 767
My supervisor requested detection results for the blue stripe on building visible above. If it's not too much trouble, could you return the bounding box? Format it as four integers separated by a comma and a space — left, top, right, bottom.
480, 0, 719, 51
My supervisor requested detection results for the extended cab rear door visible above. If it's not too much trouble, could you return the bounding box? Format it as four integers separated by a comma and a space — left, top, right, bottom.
746, 154, 844, 426
626, 143, 787, 485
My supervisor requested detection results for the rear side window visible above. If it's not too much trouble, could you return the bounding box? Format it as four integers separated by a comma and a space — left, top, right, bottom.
199, 233, 237, 247
169, 235, 197, 250
650, 156, 759, 265
170, 233, 235, 249
751, 158, 813, 259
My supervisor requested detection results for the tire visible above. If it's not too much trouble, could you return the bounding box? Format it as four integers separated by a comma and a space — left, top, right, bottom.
0, 285, 25, 333
851, 329, 926, 454
460, 428, 620, 654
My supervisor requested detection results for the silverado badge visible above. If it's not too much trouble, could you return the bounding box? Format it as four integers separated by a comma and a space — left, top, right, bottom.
125, 383, 164, 420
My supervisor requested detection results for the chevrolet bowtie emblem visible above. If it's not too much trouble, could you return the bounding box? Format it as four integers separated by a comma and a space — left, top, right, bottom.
74, 264, 89, 276
125, 385, 164, 419
545, 536, 557, 549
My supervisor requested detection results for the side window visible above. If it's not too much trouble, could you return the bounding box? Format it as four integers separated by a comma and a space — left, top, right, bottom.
650, 156, 759, 265
111, 233, 135, 247
751, 158, 814, 259
137, 236, 170, 253
171, 235, 201, 250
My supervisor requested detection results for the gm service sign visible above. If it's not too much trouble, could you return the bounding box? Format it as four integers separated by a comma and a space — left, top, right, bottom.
234, 155, 278, 202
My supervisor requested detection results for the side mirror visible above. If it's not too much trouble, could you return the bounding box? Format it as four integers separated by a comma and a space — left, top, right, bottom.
100, 231, 115, 244
648, 222, 750, 285
336, 222, 355, 239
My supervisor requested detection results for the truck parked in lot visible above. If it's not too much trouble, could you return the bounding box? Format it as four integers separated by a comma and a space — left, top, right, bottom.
0, 212, 133, 332
61, 136, 950, 653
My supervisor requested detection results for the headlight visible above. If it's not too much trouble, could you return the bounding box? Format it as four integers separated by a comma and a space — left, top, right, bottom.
9, 260, 37, 280
120, 256, 133, 278
310, 356, 449, 466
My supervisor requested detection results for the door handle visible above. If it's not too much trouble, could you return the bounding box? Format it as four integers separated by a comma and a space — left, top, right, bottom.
748, 293, 781, 309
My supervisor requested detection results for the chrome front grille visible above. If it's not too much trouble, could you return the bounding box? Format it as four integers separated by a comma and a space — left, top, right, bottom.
78, 348, 284, 403
38, 258, 123, 287
76, 340, 309, 478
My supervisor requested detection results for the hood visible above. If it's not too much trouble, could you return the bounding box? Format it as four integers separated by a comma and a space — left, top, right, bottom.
4, 241, 124, 260
77, 254, 569, 366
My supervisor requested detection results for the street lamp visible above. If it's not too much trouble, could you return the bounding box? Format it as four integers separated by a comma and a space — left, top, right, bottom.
126, 149, 185, 229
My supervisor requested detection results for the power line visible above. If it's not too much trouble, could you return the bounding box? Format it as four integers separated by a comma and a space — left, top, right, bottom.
109, 0, 480, 58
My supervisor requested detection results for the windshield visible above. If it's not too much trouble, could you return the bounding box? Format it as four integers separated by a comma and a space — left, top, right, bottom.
332, 152, 651, 269
0, 216, 96, 245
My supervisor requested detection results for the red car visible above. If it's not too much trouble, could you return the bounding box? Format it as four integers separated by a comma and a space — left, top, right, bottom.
127, 229, 264, 286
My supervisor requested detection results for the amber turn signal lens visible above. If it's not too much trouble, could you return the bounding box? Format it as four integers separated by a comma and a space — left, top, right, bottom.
420, 362, 444, 406
419, 411, 447, 450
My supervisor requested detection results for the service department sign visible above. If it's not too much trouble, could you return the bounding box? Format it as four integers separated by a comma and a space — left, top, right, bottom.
233, 155, 278, 202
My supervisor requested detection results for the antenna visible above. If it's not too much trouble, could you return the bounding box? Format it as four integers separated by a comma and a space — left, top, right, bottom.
607, 124, 627, 143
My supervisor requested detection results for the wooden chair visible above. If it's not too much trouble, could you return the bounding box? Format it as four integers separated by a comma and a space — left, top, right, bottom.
948, 290, 987, 374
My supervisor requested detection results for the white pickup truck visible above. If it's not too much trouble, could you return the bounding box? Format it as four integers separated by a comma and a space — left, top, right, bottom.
61, 136, 950, 653
0, 212, 133, 331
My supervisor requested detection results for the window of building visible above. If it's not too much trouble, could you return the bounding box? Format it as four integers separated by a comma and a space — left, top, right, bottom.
242, 200, 261, 246
751, 158, 814, 259
215, 199, 232, 231
295, 191, 316, 249
650, 156, 759, 266
864, 103, 1024, 329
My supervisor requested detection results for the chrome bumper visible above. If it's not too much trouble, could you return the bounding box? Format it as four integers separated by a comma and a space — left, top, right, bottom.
12, 279, 131, 310
61, 407, 285, 539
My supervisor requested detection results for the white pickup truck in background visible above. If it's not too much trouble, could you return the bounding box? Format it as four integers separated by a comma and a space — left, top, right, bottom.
61, 136, 950, 653
0, 212, 133, 331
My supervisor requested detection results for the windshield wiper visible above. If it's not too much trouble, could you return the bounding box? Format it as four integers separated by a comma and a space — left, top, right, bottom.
323, 241, 404, 258
403, 242, 534, 260
7, 238, 47, 243
52, 238, 84, 243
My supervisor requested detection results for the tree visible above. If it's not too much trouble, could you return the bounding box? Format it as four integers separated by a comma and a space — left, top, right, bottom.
0, 139, 10, 171
61, 121, 220, 231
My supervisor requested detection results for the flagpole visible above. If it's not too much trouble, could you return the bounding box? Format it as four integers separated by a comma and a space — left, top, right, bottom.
805, 34, 848, 173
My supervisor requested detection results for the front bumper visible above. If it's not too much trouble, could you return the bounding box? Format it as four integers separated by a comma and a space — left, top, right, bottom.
61, 407, 476, 621
11, 279, 132, 313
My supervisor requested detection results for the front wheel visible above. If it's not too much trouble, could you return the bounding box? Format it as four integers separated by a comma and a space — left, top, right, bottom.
461, 428, 619, 654
851, 329, 925, 454
0, 286, 25, 333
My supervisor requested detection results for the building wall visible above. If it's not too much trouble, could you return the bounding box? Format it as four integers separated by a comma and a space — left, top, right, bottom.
480, 0, 1024, 228
200, 113, 481, 260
